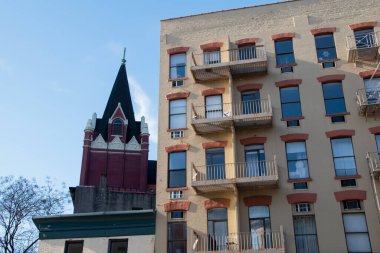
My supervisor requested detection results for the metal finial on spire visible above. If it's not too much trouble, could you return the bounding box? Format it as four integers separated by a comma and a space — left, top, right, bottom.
121, 47, 126, 64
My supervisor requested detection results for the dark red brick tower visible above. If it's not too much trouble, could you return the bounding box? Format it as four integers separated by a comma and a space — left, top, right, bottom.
71, 58, 156, 213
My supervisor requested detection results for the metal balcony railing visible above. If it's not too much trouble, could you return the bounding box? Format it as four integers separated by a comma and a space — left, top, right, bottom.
367, 152, 380, 178
191, 227, 285, 253
346, 31, 380, 50
191, 158, 278, 183
191, 97, 272, 121
357, 89, 380, 106
192, 46, 267, 67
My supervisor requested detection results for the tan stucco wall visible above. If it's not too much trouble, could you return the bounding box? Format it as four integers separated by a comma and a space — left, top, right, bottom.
38, 235, 155, 253
156, 0, 380, 252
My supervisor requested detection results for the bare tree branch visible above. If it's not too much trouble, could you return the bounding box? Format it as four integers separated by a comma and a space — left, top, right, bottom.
0, 176, 70, 253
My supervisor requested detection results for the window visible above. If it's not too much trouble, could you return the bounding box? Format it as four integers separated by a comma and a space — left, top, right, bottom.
294, 182, 308, 190
168, 152, 186, 188
169, 190, 183, 199
322, 82, 347, 122
343, 200, 361, 211
376, 134, 380, 153
239, 44, 256, 60
171, 211, 184, 219
170, 53, 186, 79
341, 201, 371, 253
293, 215, 319, 253
331, 138, 357, 176
295, 203, 311, 213
112, 119, 123, 136
275, 39, 295, 72
168, 222, 187, 253
314, 33, 337, 68
241, 90, 261, 114
341, 179, 357, 187
169, 99, 186, 129
109, 239, 128, 253
245, 144, 266, 177
249, 206, 272, 249
280, 87, 302, 126
65, 241, 83, 253
364, 78, 380, 104
204, 50, 221, 65
206, 148, 225, 180
354, 28, 375, 49
208, 208, 228, 251
205, 95, 223, 119
286, 141, 310, 179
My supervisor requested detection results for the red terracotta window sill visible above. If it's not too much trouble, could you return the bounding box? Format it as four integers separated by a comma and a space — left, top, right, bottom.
317, 58, 339, 64
166, 187, 189, 192
335, 175, 361, 180
167, 128, 188, 132
168, 77, 188, 82
325, 112, 350, 117
276, 63, 298, 68
287, 178, 313, 183
281, 116, 305, 122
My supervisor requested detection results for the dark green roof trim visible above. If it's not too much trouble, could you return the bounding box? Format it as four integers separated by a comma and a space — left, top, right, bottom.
32, 210, 155, 240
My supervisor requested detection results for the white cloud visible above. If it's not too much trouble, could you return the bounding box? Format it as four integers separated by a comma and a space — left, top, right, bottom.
128, 75, 158, 143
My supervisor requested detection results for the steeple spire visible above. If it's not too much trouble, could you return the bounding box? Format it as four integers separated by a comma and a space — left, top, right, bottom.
94, 57, 139, 142
121, 47, 126, 65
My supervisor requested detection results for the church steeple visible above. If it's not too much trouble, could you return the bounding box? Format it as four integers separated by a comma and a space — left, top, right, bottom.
94, 60, 139, 142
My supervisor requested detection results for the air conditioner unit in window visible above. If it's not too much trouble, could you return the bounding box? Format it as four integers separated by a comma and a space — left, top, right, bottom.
172, 80, 184, 87
170, 191, 183, 199
171, 130, 184, 139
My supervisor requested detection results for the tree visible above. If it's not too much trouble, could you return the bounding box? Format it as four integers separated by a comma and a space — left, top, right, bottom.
0, 176, 70, 253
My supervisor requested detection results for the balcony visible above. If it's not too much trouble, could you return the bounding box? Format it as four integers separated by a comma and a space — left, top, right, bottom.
191, 97, 273, 134
367, 152, 380, 179
346, 31, 380, 63
191, 46, 267, 82
191, 227, 285, 253
191, 158, 279, 194
356, 89, 380, 117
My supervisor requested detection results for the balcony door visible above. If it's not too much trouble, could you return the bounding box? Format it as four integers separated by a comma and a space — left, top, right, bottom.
208, 208, 228, 251
205, 95, 223, 119
245, 144, 266, 177
206, 148, 225, 180
249, 206, 272, 250
204, 50, 221, 65
239, 45, 257, 60
364, 78, 380, 104
242, 91, 261, 115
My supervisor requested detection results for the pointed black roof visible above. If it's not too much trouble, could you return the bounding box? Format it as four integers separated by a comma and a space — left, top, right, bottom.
95, 63, 141, 142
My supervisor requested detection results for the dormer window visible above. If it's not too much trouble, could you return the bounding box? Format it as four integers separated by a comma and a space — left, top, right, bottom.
112, 118, 123, 136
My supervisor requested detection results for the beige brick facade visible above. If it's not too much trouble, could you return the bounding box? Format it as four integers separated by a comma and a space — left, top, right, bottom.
156, 0, 380, 252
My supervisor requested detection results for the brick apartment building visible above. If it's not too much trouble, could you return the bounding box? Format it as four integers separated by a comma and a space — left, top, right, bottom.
156, 0, 380, 252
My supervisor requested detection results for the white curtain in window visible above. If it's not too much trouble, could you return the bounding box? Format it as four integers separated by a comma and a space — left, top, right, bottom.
343, 213, 371, 252
293, 216, 319, 253
286, 142, 306, 158
331, 138, 354, 157
170, 99, 186, 129
170, 54, 186, 67
205, 95, 223, 118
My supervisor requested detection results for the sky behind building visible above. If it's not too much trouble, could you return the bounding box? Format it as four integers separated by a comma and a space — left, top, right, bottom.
0, 0, 283, 190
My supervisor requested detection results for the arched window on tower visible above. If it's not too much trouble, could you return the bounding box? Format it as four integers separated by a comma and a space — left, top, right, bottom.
112, 118, 123, 136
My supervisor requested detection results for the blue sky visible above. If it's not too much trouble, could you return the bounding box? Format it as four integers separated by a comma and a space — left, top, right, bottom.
0, 0, 282, 190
